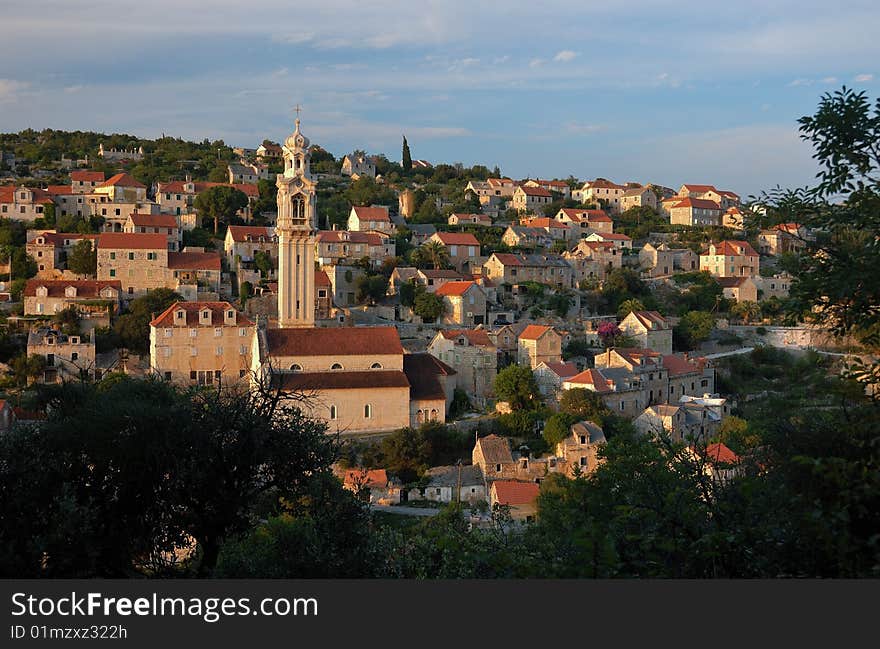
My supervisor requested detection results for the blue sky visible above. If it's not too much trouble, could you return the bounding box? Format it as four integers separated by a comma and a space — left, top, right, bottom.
1, 0, 877, 196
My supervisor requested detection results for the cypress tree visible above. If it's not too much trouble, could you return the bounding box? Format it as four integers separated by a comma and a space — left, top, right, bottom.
402, 135, 412, 171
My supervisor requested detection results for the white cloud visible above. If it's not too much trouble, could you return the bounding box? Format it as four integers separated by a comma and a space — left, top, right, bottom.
529, 58, 545, 69
821, 76, 838, 83
553, 50, 577, 63
855, 73, 874, 82
565, 122, 606, 135
0, 79, 28, 102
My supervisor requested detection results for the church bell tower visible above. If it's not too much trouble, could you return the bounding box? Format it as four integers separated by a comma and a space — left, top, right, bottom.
276, 116, 317, 328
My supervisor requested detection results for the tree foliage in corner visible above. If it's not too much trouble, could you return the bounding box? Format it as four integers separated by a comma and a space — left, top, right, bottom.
755, 86, 880, 388
402, 135, 412, 171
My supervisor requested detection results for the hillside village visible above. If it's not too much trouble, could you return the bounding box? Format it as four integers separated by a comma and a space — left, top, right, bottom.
0, 122, 864, 521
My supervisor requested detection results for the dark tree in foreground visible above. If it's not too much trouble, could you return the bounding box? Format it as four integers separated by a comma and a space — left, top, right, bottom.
0, 377, 339, 577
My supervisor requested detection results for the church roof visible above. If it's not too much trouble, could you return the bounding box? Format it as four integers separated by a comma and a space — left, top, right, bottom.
266, 326, 404, 357
150, 301, 252, 327
272, 370, 409, 391
351, 206, 391, 222
404, 352, 456, 401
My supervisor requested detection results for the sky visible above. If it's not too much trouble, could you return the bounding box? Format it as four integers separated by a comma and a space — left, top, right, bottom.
0, 0, 877, 197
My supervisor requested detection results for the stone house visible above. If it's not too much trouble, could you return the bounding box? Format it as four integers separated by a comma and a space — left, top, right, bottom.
224, 225, 278, 278
501, 225, 552, 249
427, 329, 497, 406
448, 213, 492, 227
27, 328, 96, 383
619, 310, 673, 355
0, 185, 54, 221
700, 240, 760, 277
92, 173, 147, 203
489, 481, 540, 521
668, 197, 722, 226
26, 231, 99, 276
585, 231, 632, 250
420, 465, 486, 505
717, 276, 759, 303
315, 230, 394, 268
517, 324, 562, 368
554, 207, 613, 236
341, 468, 400, 505
620, 186, 658, 211
639, 242, 675, 277
228, 162, 268, 184
403, 352, 456, 427
574, 178, 628, 214
69, 170, 105, 193
96, 232, 169, 297
534, 360, 579, 403
347, 205, 394, 235
435, 281, 488, 326
482, 253, 574, 289
156, 178, 259, 219
149, 301, 255, 386
24, 279, 122, 319
522, 217, 572, 241
124, 212, 181, 251
524, 178, 571, 199
428, 231, 481, 272
634, 402, 721, 443
556, 420, 607, 475
341, 153, 376, 178
755, 273, 792, 300
511, 185, 553, 213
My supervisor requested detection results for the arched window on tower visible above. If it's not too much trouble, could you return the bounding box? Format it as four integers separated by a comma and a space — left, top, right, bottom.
291, 194, 306, 224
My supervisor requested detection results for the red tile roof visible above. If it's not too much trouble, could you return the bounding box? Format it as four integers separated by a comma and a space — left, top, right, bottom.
150, 301, 252, 327
542, 360, 579, 378
491, 253, 524, 266
419, 269, 467, 279
274, 370, 410, 391
662, 353, 706, 377
629, 310, 670, 330
128, 213, 177, 228
315, 270, 332, 287
97, 232, 167, 249
23, 279, 122, 298
432, 232, 480, 246
708, 240, 758, 258
704, 443, 739, 465
566, 368, 613, 393
70, 171, 105, 183
492, 480, 540, 506
435, 280, 477, 297
519, 185, 553, 197
29, 231, 98, 247
528, 217, 570, 229
404, 352, 456, 401
167, 251, 221, 271
45, 184, 74, 195
343, 468, 389, 490
227, 225, 275, 243
586, 178, 626, 190
594, 232, 631, 241
157, 180, 258, 197
316, 230, 385, 246
519, 324, 554, 340
438, 329, 494, 347
351, 206, 390, 222
681, 184, 717, 193
671, 197, 722, 210
266, 326, 404, 357
100, 172, 146, 189
0, 185, 54, 204
559, 208, 612, 223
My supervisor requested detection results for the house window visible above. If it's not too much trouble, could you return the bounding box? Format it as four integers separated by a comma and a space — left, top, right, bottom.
580, 456, 587, 467
239, 328, 246, 336
164, 328, 172, 338
331, 362, 343, 370
110, 269, 117, 277
71, 352, 78, 361
580, 435, 586, 444
109, 252, 116, 260
215, 346, 223, 356
239, 369, 247, 378
329, 405, 337, 420
370, 362, 382, 369
128, 252, 134, 260
495, 463, 501, 472
364, 404, 372, 418
189, 329, 197, 338
190, 347, 197, 357
214, 328, 222, 337
290, 363, 302, 371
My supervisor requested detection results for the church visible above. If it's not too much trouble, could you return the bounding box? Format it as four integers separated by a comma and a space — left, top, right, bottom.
250, 117, 455, 435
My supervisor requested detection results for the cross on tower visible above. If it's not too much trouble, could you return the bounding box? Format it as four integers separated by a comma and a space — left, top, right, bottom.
293, 103, 302, 120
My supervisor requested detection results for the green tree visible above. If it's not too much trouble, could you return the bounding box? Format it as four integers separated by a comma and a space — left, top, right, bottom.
729, 300, 760, 324
413, 290, 445, 321
239, 280, 252, 308
66, 239, 97, 276
194, 185, 249, 234
10, 353, 46, 386
756, 87, 880, 385
673, 311, 715, 351
543, 412, 578, 448
253, 250, 274, 278
493, 365, 541, 410
420, 240, 450, 269
112, 288, 181, 354
558, 388, 610, 424
355, 274, 388, 304
10, 248, 36, 280
53, 306, 81, 335
402, 135, 412, 171
617, 298, 645, 318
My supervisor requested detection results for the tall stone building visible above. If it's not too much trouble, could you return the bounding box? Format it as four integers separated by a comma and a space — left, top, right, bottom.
276, 118, 317, 328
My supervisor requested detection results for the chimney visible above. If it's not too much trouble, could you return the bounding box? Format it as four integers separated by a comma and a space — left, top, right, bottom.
185, 174, 192, 183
